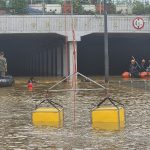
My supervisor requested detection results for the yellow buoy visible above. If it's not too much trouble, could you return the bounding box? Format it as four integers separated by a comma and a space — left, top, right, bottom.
92, 106, 125, 130
32, 107, 63, 128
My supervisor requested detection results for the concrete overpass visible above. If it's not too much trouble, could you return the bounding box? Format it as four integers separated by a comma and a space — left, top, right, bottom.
0, 15, 149, 76
0, 15, 150, 37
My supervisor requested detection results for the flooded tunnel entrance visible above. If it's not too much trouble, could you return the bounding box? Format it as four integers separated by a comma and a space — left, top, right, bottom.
0, 34, 65, 76
78, 33, 150, 75
1, 33, 150, 77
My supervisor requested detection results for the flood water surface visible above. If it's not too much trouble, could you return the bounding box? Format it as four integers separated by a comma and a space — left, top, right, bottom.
0, 77, 150, 150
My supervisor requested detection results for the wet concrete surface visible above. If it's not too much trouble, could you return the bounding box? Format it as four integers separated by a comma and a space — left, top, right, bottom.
0, 76, 150, 150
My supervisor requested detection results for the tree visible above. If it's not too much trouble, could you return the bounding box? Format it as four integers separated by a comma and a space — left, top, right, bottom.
0, 0, 6, 8
46, 0, 62, 4
132, 1, 144, 15
9, 0, 28, 14
72, 0, 84, 14
80, 0, 91, 4
144, 2, 150, 14
107, 0, 116, 14
97, 0, 116, 14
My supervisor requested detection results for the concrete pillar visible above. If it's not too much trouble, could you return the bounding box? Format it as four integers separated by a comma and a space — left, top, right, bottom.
34, 53, 37, 75
35, 54, 39, 75
68, 41, 77, 76
47, 50, 52, 76
63, 43, 68, 77
52, 48, 57, 76
51, 49, 54, 76
52, 49, 54, 76
39, 52, 43, 76
24, 54, 27, 75
56, 47, 62, 76
26, 58, 29, 75
60, 45, 63, 76
43, 50, 47, 76
31, 56, 33, 75
32, 55, 35, 76
29, 57, 32, 75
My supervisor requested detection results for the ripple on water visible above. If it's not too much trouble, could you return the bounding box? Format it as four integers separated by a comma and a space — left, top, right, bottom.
0, 77, 150, 150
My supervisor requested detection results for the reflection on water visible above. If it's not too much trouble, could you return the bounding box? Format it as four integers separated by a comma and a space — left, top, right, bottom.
0, 76, 150, 150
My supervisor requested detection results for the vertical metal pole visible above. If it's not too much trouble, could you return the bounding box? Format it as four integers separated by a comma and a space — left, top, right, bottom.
100, 0, 101, 14
104, 0, 109, 84
42, 0, 45, 15
71, 0, 73, 15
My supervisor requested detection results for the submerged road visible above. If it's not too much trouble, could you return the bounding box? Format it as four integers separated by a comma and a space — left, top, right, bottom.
0, 76, 150, 149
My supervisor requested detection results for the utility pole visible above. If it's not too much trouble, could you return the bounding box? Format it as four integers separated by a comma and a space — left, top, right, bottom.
42, 0, 45, 15
71, 0, 73, 15
104, 0, 109, 84
100, 0, 101, 14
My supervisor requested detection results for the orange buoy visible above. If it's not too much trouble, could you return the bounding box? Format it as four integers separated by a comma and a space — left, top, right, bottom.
147, 72, 150, 76
28, 83, 33, 91
122, 71, 130, 78
140, 72, 148, 78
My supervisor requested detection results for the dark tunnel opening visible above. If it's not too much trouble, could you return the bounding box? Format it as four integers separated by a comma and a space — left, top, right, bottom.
0, 33, 150, 77
78, 33, 150, 75
0, 33, 65, 76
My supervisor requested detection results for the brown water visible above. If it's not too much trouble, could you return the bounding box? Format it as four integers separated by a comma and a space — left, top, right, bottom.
0, 76, 150, 150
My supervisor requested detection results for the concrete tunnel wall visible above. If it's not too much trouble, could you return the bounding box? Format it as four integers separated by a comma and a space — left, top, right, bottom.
0, 34, 65, 76
78, 33, 150, 75
0, 33, 150, 76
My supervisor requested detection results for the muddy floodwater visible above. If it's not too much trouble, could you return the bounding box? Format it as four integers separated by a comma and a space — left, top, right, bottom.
0, 76, 150, 150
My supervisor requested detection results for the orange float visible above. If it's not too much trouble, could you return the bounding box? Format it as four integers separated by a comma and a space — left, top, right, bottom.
122, 71, 130, 78
140, 72, 148, 78
122, 71, 150, 78
28, 82, 33, 91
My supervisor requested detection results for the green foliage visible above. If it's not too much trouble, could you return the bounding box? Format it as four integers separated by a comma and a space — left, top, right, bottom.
46, 0, 62, 4
132, 1, 145, 15
9, 0, 28, 14
0, 0, 6, 8
2, 0, 150, 15
107, 0, 116, 14
72, 0, 84, 14
80, 0, 91, 4
133, 1, 150, 15
144, 2, 150, 14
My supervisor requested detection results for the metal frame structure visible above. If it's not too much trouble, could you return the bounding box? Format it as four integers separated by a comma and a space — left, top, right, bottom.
47, 71, 106, 92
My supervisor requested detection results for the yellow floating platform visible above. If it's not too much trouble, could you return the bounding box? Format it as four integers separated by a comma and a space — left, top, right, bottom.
92, 106, 125, 130
32, 107, 63, 128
